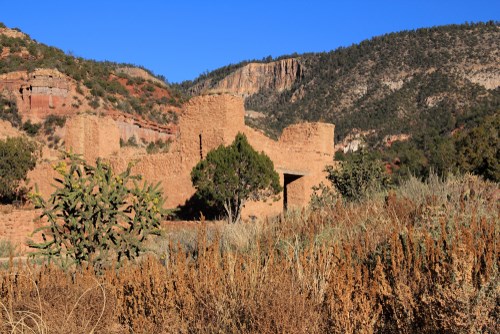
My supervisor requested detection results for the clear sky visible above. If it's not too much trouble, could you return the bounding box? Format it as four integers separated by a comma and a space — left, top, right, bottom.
1, 1, 498, 83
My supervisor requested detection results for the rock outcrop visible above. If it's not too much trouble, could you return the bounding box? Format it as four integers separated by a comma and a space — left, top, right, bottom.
464, 66, 500, 90
0, 69, 82, 121
0, 68, 179, 143
0, 119, 22, 139
192, 58, 303, 97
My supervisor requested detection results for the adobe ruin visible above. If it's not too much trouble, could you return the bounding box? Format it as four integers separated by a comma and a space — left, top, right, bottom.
30, 94, 335, 218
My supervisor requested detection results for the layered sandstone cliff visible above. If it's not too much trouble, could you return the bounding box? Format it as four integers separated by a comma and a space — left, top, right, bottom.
0, 69, 83, 121
192, 58, 303, 97
0, 68, 180, 143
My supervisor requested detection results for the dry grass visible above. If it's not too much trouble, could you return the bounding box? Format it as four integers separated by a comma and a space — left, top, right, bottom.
0, 174, 498, 333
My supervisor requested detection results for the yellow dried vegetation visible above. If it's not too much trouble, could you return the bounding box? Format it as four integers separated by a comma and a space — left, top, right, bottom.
0, 174, 498, 333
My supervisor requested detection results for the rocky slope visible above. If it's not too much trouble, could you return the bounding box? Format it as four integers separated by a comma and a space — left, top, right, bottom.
0, 24, 184, 144
181, 22, 500, 145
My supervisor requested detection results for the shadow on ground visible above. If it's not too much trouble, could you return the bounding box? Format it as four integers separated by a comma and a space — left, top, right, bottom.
172, 192, 224, 221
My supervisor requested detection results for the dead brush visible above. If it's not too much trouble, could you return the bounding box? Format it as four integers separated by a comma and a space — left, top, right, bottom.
0, 262, 119, 334
0, 173, 497, 333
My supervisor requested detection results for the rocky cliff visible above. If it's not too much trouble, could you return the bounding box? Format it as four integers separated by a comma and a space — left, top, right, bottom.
189, 58, 303, 97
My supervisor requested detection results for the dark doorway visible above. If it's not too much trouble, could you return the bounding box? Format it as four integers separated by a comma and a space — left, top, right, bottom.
283, 173, 303, 211
199, 133, 203, 160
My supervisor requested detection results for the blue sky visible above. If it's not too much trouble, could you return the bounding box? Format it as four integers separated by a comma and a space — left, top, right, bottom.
1, 1, 498, 83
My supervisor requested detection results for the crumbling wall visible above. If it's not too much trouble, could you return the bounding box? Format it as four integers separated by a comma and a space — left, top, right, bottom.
28, 94, 334, 218
27, 162, 60, 200
108, 95, 248, 210
241, 122, 334, 217
64, 114, 121, 162
179, 94, 245, 160
0, 207, 43, 251
109, 152, 194, 209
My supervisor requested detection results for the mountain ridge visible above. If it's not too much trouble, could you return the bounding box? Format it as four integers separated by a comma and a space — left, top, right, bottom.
179, 21, 499, 146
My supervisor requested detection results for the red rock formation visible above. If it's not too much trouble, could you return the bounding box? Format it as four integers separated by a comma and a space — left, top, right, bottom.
0, 69, 80, 122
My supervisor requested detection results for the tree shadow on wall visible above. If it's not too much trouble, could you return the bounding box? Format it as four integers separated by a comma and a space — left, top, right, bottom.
173, 192, 225, 221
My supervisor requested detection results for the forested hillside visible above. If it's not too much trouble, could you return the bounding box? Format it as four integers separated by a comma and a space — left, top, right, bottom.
181, 22, 500, 181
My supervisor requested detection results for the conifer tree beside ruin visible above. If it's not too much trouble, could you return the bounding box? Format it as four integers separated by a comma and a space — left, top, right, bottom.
191, 133, 282, 223
0, 137, 38, 203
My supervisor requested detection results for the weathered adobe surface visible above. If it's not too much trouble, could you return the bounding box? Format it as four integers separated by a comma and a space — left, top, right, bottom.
0, 207, 43, 252
4, 94, 333, 248
31, 94, 334, 219
191, 58, 304, 97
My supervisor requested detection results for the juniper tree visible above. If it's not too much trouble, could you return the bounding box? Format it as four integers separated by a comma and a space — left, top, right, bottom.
191, 133, 281, 223
0, 136, 38, 203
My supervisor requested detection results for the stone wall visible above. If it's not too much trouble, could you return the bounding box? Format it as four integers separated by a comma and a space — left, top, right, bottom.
0, 207, 42, 252
64, 114, 121, 162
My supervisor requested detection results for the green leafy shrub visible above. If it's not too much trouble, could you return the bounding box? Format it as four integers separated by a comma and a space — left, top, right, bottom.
89, 97, 100, 109
21, 120, 41, 136
120, 136, 139, 148
191, 133, 282, 223
29, 154, 166, 269
325, 151, 390, 201
0, 96, 21, 127
146, 139, 171, 154
43, 114, 66, 135
454, 113, 499, 182
0, 137, 38, 203
309, 182, 338, 210
144, 84, 155, 92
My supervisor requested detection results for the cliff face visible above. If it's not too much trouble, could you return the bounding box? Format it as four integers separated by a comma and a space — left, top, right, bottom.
0, 69, 74, 120
192, 58, 303, 97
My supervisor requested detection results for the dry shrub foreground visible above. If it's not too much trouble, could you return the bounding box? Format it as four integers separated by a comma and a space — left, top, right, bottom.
0, 174, 498, 333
